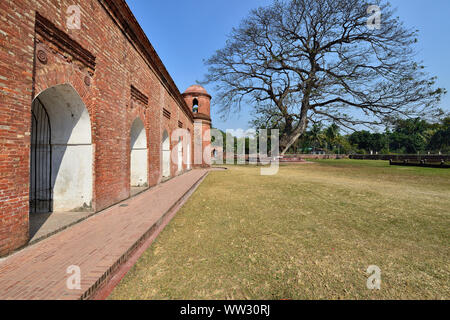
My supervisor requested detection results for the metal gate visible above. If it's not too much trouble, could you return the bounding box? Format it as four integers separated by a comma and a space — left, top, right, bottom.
30, 98, 53, 213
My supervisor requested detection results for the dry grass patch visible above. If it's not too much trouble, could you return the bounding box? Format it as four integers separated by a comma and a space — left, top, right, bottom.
110, 160, 450, 300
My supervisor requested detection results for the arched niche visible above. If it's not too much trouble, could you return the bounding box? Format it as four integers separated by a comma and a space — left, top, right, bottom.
177, 136, 183, 172
30, 83, 93, 213
192, 98, 199, 113
186, 141, 191, 170
162, 130, 171, 178
130, 118, 148, 187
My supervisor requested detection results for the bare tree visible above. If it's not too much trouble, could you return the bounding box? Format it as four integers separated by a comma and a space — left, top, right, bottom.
203, 0, 446, 154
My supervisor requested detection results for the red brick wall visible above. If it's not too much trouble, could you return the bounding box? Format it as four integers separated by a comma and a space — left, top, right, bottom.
0, 0, 197, 256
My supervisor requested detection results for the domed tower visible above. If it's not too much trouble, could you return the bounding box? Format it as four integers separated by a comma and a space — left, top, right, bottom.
183, 85, 211, 116
182, 85, 212, 168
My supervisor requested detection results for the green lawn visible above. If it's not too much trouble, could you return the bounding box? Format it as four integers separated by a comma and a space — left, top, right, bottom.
110, 160, 450, 300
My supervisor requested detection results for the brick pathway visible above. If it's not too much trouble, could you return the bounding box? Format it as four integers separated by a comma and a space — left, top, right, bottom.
0, 169, 208, 300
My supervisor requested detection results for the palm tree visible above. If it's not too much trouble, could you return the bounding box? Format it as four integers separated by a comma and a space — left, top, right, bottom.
325, 123, 340, 152
308, 124, 325, 153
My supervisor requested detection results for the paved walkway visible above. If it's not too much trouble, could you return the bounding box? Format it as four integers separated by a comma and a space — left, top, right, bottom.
29, 211, 94, 243
0, 169, 208, 300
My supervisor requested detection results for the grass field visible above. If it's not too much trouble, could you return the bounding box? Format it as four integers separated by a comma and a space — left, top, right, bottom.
110, 160, 450, 300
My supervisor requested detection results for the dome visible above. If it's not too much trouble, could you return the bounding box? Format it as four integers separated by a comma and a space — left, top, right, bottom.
183, 85, 209, 96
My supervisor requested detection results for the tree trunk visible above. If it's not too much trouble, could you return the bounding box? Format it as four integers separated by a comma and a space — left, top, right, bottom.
280, 83, 312, 155
280, 125, 306, 156
280, 106, 309, 156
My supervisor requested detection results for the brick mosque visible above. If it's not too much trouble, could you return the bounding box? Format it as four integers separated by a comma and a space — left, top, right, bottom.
0, 0, 213, 256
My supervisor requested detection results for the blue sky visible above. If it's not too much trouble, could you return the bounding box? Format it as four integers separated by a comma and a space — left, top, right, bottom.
126, 0, 450, 132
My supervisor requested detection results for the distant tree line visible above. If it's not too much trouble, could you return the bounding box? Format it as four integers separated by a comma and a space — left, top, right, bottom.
291, 116, 450, 155
213, 116, 449, 156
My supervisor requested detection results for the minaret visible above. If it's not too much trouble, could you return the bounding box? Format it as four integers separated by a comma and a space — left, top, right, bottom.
182, 85, 211, 168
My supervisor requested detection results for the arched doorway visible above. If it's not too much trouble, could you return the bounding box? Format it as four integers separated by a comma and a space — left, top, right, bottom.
162, 130, 171, 178
130, 118, 148, 191
30, 84, 93, 214
30, 98, 52, 213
